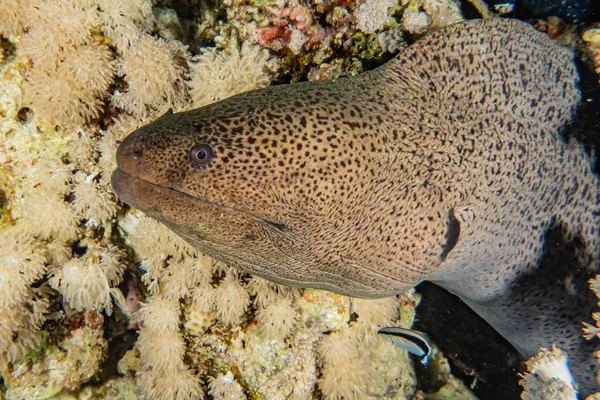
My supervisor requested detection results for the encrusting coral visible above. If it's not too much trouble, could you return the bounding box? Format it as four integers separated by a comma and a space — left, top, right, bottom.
2, 312, 107, 399
583, 27, 600, 76
185, 302, 217, 337
355, 0, 397, 34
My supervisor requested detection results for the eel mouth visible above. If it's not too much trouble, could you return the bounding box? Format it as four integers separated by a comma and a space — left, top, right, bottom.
111, 169, 290, 232
111, 168, 247, 217
111, 168, 179, 214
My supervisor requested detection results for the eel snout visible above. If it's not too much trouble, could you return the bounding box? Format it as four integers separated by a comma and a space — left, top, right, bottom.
114, 133, 148, 181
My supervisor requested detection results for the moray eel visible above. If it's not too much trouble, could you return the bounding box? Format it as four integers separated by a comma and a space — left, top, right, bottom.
112, 18, 600, 393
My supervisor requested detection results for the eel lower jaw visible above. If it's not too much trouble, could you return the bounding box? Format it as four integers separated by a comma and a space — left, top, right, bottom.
110, 169, 291, 232
111, 168, 163, 213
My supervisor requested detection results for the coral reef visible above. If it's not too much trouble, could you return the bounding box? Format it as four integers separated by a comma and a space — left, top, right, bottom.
401, 0, 463, 35
212, 0, 463, 80
2, 312, 106, 399
355, 0, 397, 34
0, 230, 49, 364
2, 0, 598, 399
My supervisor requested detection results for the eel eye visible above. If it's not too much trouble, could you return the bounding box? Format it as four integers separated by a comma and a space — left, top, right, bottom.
189, 143, 214, 166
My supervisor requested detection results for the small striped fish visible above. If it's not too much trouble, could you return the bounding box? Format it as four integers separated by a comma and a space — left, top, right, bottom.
378, 327, 432, 365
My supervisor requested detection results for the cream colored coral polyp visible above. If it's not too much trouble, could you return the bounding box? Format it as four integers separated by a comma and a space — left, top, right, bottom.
48, 242, 126, 314
112, 34, 189, 118
255, 297, 298, 340
72, 176, 118, 224
208, 372, 244, 400
187, 42, 271, 108
19, 1, 115, 126
211, 271, 251, 326
96, 0, 155, 50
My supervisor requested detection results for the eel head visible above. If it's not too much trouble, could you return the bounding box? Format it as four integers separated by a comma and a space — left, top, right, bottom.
112, 84, 430, 297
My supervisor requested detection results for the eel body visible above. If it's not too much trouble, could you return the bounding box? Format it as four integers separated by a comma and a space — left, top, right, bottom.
112, 18, 600, 393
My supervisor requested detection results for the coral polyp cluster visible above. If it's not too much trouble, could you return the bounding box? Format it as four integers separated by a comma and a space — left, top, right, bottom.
20, 0, 115, 126
0, 229, 49, 364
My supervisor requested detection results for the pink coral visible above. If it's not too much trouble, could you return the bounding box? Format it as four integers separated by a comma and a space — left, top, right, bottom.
255, 4, 319, 53
257, 26, 292, 50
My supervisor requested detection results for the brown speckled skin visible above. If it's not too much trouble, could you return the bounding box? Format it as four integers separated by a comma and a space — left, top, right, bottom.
113, 19, 600, 393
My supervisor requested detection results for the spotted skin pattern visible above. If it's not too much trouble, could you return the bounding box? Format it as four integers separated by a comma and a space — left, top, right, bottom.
112, 19, 600, 393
